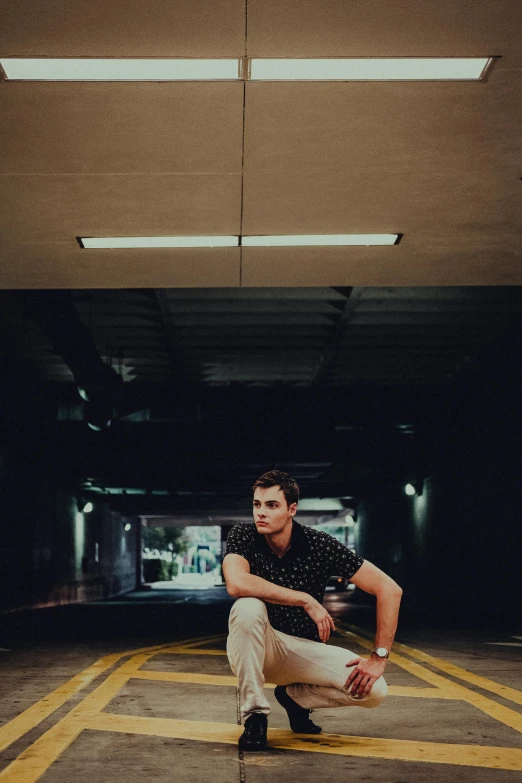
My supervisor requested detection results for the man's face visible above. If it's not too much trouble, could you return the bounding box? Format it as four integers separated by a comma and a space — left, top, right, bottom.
253, 485, 297, 536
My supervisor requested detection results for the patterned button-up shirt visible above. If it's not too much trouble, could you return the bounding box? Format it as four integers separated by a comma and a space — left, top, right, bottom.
225, 520, 364, 642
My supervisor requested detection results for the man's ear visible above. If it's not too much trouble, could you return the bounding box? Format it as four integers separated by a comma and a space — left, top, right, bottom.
289, 502, 297, 518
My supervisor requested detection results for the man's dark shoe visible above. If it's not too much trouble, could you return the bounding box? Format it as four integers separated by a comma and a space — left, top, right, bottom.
274, 685, 322, 734
238, 712, 268, 751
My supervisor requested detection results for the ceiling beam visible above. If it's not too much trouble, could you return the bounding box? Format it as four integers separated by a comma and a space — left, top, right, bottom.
312, 287, 364, 385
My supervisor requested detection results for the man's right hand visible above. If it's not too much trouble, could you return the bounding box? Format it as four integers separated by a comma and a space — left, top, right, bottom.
302, 596, 335, 642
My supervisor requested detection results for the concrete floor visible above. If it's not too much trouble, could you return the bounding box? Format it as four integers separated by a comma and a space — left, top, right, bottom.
1, 587, 521, 782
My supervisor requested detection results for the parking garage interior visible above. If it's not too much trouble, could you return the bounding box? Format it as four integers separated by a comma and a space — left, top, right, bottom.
1, 2, 522, 781
1, 286, 521, 628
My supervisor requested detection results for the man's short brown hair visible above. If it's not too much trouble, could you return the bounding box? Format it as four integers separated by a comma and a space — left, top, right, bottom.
252, 470, 299, 507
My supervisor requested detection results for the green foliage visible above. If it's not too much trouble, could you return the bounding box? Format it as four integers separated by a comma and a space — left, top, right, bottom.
142, 526, 187, 555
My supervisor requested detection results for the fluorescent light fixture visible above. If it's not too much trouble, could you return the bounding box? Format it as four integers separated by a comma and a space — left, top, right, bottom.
242, 234, 400, 247
79, 236, 239, 249
250, 58, 493, 81
0, 58, 241, 81
1, 57, 495, 82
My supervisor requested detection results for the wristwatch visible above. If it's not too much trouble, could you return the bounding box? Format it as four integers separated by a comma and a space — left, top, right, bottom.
371, 647, 390, 659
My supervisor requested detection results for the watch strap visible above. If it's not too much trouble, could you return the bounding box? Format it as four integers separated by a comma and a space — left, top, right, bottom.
371, 647, 390, 659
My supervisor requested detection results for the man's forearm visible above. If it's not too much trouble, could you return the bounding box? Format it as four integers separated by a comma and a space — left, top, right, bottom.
373, 587, 402, 652
227, 570, 310, 608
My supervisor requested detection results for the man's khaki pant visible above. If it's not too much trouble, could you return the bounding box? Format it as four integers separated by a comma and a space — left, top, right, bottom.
227, 597, 388, 720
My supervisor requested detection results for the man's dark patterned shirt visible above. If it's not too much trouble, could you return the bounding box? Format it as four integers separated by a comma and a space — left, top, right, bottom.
225, 520, 364, 642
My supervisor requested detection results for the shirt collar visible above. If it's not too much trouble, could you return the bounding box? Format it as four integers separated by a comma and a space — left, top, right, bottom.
253, 519, 310, 561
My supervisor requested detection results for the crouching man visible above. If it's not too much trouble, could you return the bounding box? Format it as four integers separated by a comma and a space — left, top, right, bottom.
223, 470, 403, 751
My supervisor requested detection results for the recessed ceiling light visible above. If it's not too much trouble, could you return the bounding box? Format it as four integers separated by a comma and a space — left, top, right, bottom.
78, 236, 240, 248
0, 58, 242, 81
250, 58, 494, 81
242, 234, 400, 246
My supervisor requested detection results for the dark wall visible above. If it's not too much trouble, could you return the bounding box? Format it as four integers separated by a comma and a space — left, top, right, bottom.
355, 324, 521, 628
0, 433, 138, 613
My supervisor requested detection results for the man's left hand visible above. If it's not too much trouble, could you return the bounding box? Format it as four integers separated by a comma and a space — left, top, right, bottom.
344, 655, 387, 699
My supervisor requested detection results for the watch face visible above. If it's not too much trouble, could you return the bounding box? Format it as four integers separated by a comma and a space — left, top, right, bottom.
375, 647, 389, 657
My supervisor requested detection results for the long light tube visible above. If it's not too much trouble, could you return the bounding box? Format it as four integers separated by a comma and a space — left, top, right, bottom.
0, 57, 494, 82
242, 234, 400, 247
250, 58, 493, 81
79, 236, 239, 249
0, 58, 241, 81
79, 234, 400, 248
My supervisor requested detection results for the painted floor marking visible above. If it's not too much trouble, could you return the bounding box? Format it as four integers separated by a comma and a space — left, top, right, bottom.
0, 653, 122, 754
0, 634, 221, 754
0, 635, 226, 783
2, 630, 522, 783
130, 669, 452, 698
339, 622, 522, 707
80, 712, 522, 770
336, 628, 522, 734
163, 647, 228, 656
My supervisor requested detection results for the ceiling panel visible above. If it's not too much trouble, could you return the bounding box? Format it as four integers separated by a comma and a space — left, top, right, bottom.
0, 83, 244, 174
247, 0, 522, 67
243, 72, 522, 175
241, 241, 522, 286
0, 174, 242, 241
0, 0, 246, 57
0, 2, 520, 289
0, 245, 240, 288
242, 169, 521, 236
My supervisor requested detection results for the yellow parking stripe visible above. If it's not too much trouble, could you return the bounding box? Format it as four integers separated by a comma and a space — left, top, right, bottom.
0, 718, 84, 783
0, 653, 122, 753
339, 623, 522, 706
83, 712, 522, 771
337, 627, 522, 734
0, 645, 215, 783
2, 629, 521, 783
163, 647, 228, 656
175, 636, 227, 649
0, 635, 223, 754
129, 670, 452, 699
391, 641, 522, 707
132, 670, 238, 686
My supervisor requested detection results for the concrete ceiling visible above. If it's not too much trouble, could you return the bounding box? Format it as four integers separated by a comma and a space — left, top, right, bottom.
1, 0, 521, 288
1, 284, 520, 510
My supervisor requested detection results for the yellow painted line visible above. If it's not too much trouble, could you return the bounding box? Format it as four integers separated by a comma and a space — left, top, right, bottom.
338, 627, 522, 734
0, 660, 155, 783
2, 627, 520, 783
132, 670, 239, 687
83, 712, 522, 771
0, 717, 85, 783
162, 647, 228, 656
129, 670, 450, 699
176, 636, 227, 649
391, 640, 522, 707
387, 686, 455, 699
339, 623, 522, 707
0, 653, 122, 753
0, 635, 223, 755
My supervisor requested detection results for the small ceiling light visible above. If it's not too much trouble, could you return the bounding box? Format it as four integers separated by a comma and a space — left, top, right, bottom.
124, 523, 132, 531
78, 236, 239, 249
0, 58, 241, 81
405, 484, 416, 496
82, 502, 94, 513
250, 58, 495, 81
242, 234, 400, 247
